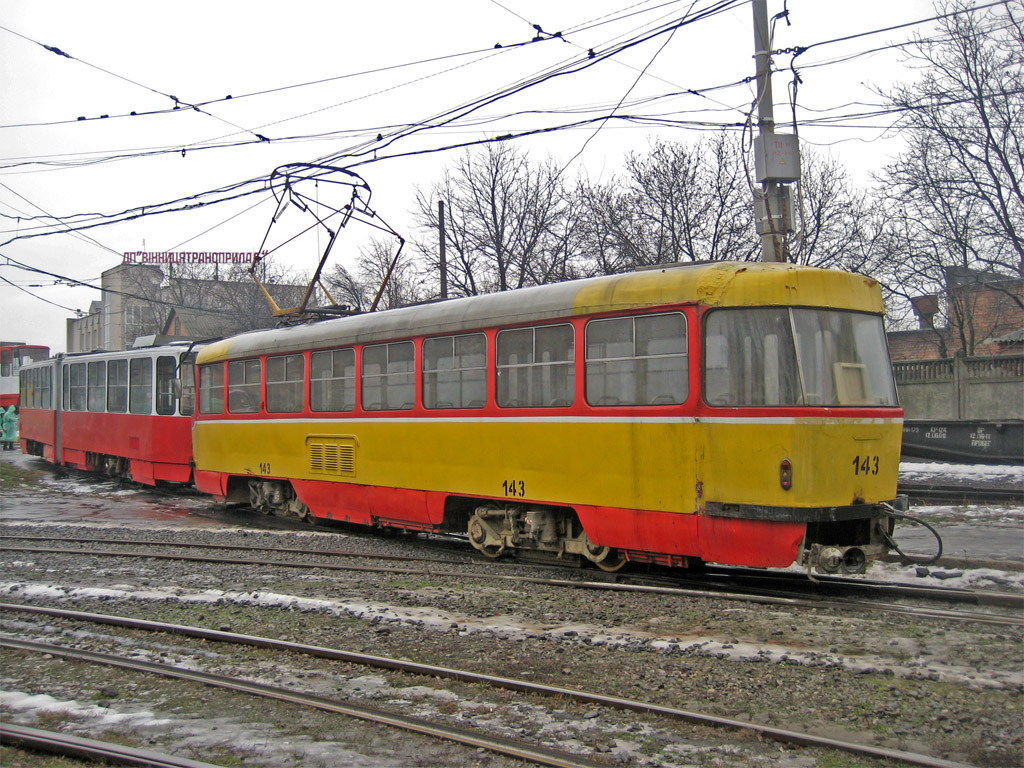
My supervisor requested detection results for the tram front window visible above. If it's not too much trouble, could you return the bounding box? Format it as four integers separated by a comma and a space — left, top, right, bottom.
703, 308, 897, 407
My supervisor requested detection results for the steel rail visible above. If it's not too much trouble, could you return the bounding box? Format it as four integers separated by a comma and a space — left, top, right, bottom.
0, 722, 226, 768
898, 483, 1024, 505
0, 636, 609, 768
0, 604, 980, 768
3, 543, 1020, 627
7, 532, 1020, 607
4, 532, 1020, 609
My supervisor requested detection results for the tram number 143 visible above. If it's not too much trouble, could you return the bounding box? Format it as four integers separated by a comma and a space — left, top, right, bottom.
852, 455, 880, 475
502, 479, 526, 498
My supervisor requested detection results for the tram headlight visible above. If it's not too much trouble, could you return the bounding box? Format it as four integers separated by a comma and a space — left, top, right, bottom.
779, 458, 793, 491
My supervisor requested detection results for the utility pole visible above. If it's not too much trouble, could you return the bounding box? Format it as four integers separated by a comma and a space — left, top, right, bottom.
438, 200, 448, 300
751, 0, 799, 262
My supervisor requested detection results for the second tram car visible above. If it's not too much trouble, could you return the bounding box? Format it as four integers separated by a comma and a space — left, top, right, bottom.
1, 342, 50, 407
19, 343, 200, 485
192, 262, 905, 573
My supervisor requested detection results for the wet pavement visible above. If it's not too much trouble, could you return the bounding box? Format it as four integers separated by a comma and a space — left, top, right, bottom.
2, 448, 1022, 564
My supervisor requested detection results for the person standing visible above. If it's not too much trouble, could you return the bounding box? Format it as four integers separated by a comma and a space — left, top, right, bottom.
1, 406, 18, 451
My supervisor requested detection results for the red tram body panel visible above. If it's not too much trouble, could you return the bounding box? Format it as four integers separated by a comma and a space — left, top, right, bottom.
19, 344, 199, 486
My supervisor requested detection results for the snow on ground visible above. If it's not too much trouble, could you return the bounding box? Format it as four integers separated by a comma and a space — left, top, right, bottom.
900, 461, 1023, 485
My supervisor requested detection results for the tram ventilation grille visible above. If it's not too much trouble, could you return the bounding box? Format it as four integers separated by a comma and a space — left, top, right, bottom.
307, 436, 356, 476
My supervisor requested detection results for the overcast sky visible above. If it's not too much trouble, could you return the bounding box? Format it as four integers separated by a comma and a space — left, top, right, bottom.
1, 0, 943, 353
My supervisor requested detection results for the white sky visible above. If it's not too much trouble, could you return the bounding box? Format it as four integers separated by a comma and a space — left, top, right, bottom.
1, 0, 942, 353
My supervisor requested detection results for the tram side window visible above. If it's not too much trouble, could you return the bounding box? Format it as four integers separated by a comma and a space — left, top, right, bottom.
310, 348, 355, 412
362, 342, 414, 411
179, 355, 196, 417
156, 356, 177, 415
107, 359, 128, 413
586, 313, 687, 406
87, 361, 106, 412
1, 350, 10, 377
228, 359, 261, 413
129, 358, 153, 414
267, 354, 304, 413
423, 333, 487, 409
199, 363, 225, 414
69, 363, 87, 411
19, 367, 51, 409
497, 324, 575, 408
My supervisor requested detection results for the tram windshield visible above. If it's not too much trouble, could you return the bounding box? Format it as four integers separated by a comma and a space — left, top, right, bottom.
703, 308, 898, 407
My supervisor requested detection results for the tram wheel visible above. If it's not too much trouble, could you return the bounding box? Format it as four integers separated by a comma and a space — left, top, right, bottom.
594, 549, 626, 572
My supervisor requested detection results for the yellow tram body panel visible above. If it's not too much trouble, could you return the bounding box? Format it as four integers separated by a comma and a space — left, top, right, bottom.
192, 416, 901, 514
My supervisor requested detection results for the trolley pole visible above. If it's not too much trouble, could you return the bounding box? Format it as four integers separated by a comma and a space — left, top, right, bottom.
751, 0, 799, 262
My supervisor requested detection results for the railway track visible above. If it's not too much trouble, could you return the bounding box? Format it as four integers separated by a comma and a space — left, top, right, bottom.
2, 534, 1021, 627
898, 482, 1023, 505
0, 723, 226, 768
0, 604, 978, 768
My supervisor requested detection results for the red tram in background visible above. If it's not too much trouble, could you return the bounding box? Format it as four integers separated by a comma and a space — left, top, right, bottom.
0, 342, 50, 407
18, 343, 200, 485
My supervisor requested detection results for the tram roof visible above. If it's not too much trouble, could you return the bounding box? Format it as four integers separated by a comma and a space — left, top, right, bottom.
197, 261, 884, 363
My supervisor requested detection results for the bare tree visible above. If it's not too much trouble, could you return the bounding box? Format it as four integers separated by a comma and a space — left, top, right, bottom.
871, 0, 1023, 352
413, 144, 570, 296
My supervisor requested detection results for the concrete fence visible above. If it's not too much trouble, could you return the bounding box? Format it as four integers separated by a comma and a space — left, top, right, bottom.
893, 355, 1023, 420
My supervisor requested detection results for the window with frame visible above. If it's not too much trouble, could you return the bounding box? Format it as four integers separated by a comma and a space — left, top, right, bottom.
19, 367, 51, 410
199, 363, 224, 414
0, 349, 10, 377
68, 363, 86, 411
129, 357, 153, 414
586, 313, 688, 406
106, 359, 128, 413
179, 354, 196, 417
267, 354, 304, 413
362, 341, 414, 411
422, 333, 487, 409
87, 360, 106, 412
156, 356, 177, 415
703, 307, 898, 407
310, 348, 355, 412
228, 359, 261, 413
497, 324, 575, 408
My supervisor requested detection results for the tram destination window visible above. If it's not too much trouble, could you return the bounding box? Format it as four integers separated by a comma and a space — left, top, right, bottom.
267, 354, 305, 413
586, 313, 687, 406
362, 341, 414, 411
703, 308, 898, 407
199, 363, 225, 414
106, 359, 128, 413
423, 333, 486, 409
228, 359, 261, 413
497, 324, 575, 408
311, 348, 355, 412
129, 358, 153, 414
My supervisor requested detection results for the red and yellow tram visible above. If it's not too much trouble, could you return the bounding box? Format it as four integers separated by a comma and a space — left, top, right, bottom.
192, 262, 905, 573
19, 343, 199, 485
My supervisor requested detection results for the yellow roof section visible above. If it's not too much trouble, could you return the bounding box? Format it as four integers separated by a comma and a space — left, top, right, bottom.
198, 262, 885, 364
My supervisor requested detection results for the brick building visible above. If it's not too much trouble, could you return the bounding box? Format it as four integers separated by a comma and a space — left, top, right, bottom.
887, 267, 1023, 361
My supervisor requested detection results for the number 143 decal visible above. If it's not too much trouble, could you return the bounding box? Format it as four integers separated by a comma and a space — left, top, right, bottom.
852, 455, 880, 475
